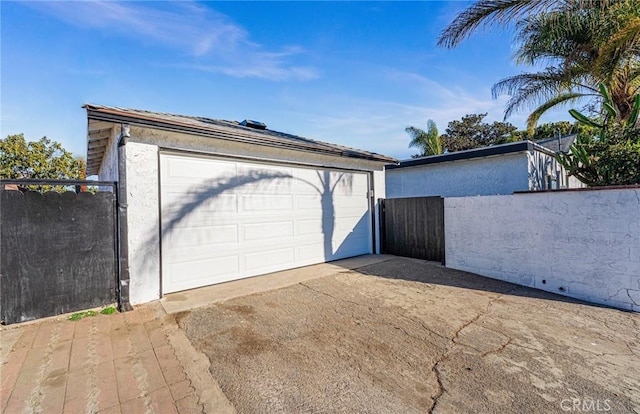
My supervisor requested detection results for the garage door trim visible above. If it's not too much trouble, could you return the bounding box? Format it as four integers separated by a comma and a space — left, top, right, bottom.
158, 149, 375, 295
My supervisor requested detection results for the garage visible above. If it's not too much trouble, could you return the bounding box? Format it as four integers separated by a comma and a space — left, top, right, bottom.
160, 153, 372, 293
85, 104, 395, 305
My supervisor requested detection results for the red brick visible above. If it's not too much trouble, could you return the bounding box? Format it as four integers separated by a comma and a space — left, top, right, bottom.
109, 313, 126, 334
14, 347, 49, 388
137, 349, 168, 392
127, 324, 152, 354
120, 388, 179, 414
1, 386, 12, 412
36, 378, 67, 413
72, 316, 94, 339
149, 387, 179, 414
154, 345, 180, 371
114, 356, 142, 403
95, 314, 113, 336
137, 306, 155, 323
94, 360, 119, 412
62, 390, 87, 414
162, 366, 187, 385
57, 320, 76, 342
0, 348, 28, 390
11, 324, 39, 350
145, 319, 169, 348
123, 311, 142, 325
169, 379, 194, 401
175, 393, 203, 414
110, 327, 132, 360
31, 322, 56, 348
98, 404, 122, 414
69, 334, 114, 372
3, 385, 29, 413
64, 370, 88, 408
46, 340, 72, 377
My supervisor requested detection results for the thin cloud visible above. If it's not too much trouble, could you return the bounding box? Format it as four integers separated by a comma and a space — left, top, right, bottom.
27, 1, 316, 81
275, 77, 520, 159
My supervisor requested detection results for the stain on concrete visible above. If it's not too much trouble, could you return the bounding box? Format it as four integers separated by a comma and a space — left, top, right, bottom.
177, 258, 640, 413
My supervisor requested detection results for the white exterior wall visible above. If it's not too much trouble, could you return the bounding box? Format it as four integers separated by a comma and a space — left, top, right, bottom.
526, 150, 584, 190
445, 188, 640, 311
97, 127, 120, 182
386, 152, 530, 198
100, 126, 387, 305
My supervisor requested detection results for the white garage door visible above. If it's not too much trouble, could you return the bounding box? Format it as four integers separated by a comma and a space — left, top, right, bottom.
160, 153, 372, 294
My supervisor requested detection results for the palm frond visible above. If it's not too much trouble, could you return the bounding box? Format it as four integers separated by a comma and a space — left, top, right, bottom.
492, 69, 598, 119
437, 0, 560, 48
526, 92, 587, 132
437, 0, 622, 49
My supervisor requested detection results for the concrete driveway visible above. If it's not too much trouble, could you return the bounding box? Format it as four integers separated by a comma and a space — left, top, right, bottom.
173, 256, 640, 414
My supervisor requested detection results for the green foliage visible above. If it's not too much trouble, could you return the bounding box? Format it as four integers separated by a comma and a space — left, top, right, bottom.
441, 113, 518, 152
0, 134, 86, 192
557, 85, 640, 186
69, 310, 98, 321
406, 119, 443, 157
68, 306, 117, 320
100, 306, 117, 315
439, 0, 640, 131
556, 127, 640, 186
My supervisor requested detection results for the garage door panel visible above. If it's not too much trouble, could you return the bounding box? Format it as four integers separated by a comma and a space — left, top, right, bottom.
295, 243, 328, 262
296, 219, 324, 235
162, 193, 238, 216
166, 255, 239, 286
242, 221, 294, 241
241, 194, 293, 212
244, 247, 295, 272
165, 224, 238, 247
161, 153, 372, 294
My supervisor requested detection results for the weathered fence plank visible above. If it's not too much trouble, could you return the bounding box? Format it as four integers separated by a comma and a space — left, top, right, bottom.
381, 196, 445, 263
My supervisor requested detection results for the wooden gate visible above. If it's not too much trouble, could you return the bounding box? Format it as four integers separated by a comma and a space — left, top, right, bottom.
0, 181, 118, 324
380, 196, 445, 264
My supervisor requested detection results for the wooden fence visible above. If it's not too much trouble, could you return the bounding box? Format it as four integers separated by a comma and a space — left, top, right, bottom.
380, 196, 445, 264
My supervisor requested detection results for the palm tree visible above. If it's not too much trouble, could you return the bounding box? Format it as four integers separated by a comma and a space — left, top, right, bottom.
438, 0, 640, 132
406, 119, 444, 157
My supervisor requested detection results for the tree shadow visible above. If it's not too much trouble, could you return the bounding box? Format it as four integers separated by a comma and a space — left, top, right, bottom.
352, 257, 618, 310
134, 163, 370, 297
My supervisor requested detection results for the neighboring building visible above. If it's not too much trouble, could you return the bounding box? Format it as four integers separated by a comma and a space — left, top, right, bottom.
85, 104, 396, 305
385, 138, 583, 199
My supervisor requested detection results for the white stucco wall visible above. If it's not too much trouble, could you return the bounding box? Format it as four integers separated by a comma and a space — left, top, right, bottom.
102, 125, 387, 304
385, 152, 530, 198
445, 188, 640, 311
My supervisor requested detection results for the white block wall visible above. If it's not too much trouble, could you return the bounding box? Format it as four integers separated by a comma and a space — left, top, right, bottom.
445, 188, 640, 311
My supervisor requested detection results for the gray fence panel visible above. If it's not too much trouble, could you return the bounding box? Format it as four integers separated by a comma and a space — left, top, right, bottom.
1, 190, 117, 324
381, 196, 445, 263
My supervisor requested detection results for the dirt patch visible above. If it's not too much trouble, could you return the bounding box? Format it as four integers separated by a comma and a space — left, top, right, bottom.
177, 258, 640, 413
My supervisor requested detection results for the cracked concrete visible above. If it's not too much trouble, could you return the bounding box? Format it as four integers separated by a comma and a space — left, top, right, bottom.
175, 257, 640, 413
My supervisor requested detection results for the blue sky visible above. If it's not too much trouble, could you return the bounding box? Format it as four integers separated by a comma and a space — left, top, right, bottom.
1, 1, 571, 161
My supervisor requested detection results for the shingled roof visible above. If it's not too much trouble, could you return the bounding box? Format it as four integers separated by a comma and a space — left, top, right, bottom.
84, 104, 397, 175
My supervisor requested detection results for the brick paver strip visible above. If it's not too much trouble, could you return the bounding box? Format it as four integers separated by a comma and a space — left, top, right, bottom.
0, 304, 235, 414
